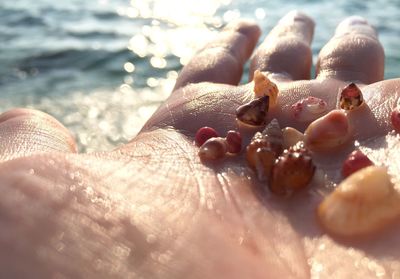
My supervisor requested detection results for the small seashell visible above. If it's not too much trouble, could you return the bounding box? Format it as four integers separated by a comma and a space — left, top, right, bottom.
246, 132, 270, 170
262, 119, 284, 155
342, 150, 374, 178
195, 127, 219, 146
253, 70, 279, 107
304, 110, 351, 152
282, 127, 305, 149
291, 97, 328, 122
226, 130, 242, 154
390, 106, 400, 132
339, 83, 364, 111
254, 147, 276, 182
236, 95, 269, 127
246, 119, 283, 171
317, 166, 400, 238
269, 145, 315, 196
198, 137, 227, 161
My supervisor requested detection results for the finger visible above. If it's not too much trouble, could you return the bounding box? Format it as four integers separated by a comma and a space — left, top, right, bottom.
0, 108, 77, 162
173, 20, 261, 91
316, 16, 384, 84
250, 11, 315, 81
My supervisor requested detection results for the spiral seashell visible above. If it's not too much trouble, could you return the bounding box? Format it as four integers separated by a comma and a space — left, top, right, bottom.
291, 97, 328, 122
253, 70, 279, 107
269, 145, 315, 196
236, 95, 269, 127
282, 127, 305, 149
261, 119, 284, 155
339, 83, 364, 111
246, 119, 283, 176
317, 166, 400, 238
198, 137, 227, 161
304, 110, 351, 152
254, 147, 276, 182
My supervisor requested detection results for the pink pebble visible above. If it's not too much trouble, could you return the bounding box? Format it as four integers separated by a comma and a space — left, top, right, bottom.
391, 107, 400, 132
342, 150, 373, 178
226, 130, 242, 154
195, 127, 218, 146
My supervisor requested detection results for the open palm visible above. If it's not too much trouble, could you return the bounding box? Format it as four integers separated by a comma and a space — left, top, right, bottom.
1, 11, 399, 278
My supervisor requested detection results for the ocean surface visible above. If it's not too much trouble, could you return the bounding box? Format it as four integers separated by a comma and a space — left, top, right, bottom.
1, 0, 399, 152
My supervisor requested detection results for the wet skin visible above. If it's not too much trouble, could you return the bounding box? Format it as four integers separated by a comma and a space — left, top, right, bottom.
1, 11, 400, 278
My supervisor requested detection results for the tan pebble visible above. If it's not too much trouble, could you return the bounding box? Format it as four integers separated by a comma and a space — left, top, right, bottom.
282, 127, 305, 149
253, 70, 279, 107
198, 137, 227, 161
246, 119, 283, 171
304, 110, 350, 152
317, 166, 400, 238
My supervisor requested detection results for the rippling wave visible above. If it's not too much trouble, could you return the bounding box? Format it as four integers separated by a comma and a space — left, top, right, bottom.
0, 0, 399, 151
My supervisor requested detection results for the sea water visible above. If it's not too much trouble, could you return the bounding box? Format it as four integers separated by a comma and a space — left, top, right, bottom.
1, 0, 399, 152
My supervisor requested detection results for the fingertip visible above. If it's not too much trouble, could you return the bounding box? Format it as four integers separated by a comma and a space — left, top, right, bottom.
316, 16, 384, 84
250, 10, 315, 80
280, 10, 315, 26
226, 19, 261, 41
173, 19, 261, 90
335, 16, 377, 38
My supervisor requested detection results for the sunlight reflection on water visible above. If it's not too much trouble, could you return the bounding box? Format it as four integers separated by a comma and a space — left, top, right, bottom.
0, 0, 399, 152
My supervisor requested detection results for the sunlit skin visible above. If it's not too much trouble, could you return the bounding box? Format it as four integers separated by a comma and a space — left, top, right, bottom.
2, 11, 400, 278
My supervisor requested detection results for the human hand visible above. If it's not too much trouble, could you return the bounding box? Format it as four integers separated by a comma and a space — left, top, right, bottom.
1, 10, 399, 278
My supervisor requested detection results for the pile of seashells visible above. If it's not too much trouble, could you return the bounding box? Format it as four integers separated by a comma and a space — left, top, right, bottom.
195, 71, 400, 239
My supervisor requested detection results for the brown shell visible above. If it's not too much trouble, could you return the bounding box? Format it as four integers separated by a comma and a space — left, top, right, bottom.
269, 146, 315, 196
254, 147, 276, 181
246, 119, 283, 171
339, 83, 364, 111
236, 95, 269, 126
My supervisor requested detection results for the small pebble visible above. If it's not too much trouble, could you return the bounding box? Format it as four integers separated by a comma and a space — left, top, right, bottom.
226, 130, 242, 154
198, 137, 227, 161
390, 107, 400, 132
342, 150, 373, 178
195, 127, 218, 146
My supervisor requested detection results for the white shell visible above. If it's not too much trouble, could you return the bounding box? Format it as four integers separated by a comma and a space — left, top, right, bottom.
317, 166, 400, 237
282, 127, 304, 149
291, 97, 328, 122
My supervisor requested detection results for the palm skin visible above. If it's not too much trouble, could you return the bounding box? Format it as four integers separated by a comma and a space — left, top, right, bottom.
1, 11, 400, 278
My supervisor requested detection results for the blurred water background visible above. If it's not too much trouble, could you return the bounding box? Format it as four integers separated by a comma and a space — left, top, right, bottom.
1, 0, 399, 152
